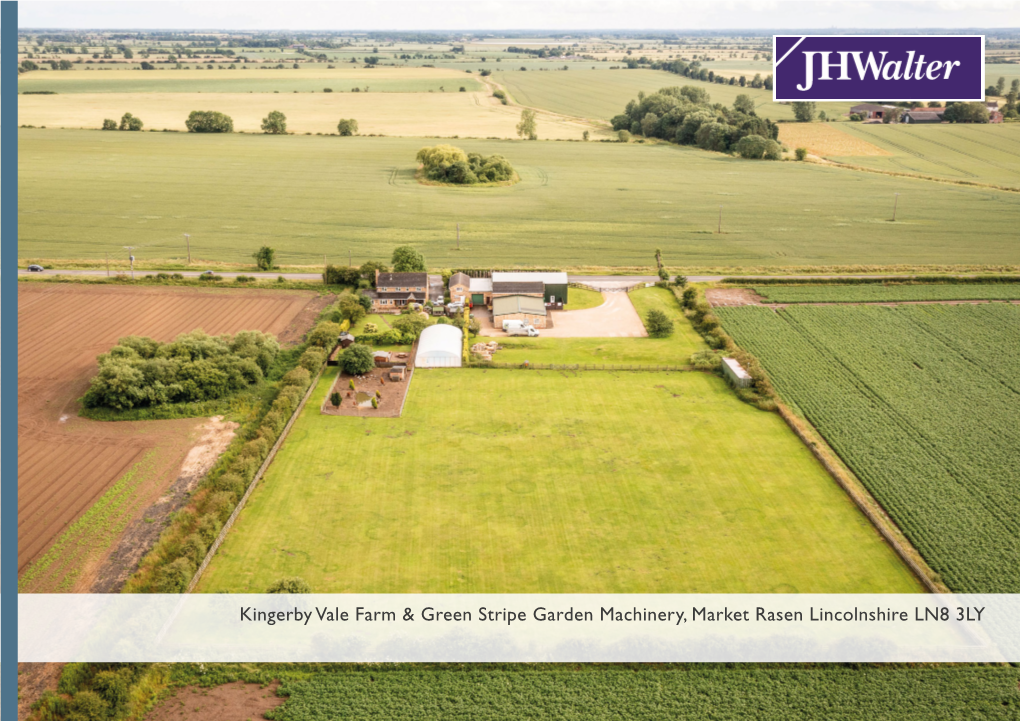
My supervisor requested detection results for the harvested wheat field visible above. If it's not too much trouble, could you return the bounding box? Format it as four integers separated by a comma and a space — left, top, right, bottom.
778, 123, 891, 157
17, 282, 321, 592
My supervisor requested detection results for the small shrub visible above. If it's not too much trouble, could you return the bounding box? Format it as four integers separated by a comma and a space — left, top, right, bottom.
330, 391, 342, 408
299, 347, 326, 372
690, 350, 722, 370
67, 690, 109, 721
101, 118, 117, 130
267, 577, 311, 593
645, 308, 674, 338
795, 147, 808, 161
371, 396, 379, 409
180, 533, 208, 566
155, 557, 195, 593
281, 366, 311, 388
617, 129, 631, 142
197, 513, 222, 544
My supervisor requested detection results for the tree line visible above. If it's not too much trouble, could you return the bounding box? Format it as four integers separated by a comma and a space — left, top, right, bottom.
612, 86, 782, 159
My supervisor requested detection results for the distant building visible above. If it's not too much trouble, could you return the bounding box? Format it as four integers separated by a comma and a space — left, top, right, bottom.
491, 271, 569, 307
850, 103, 897, 120
902, 110, 944, 124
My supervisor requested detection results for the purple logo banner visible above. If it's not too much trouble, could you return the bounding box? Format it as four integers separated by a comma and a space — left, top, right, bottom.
773, 35, 984, 102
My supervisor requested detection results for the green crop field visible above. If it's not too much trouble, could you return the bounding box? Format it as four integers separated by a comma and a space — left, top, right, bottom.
19, 130, 1020, 268
492, 287, 705, 365
751, 283, 1020, 303
249, 665, 1020, 721
493, 68, 852, 122
832, 123, 1020, 188
197, 367, 919, 594
717, 304, 1020, 593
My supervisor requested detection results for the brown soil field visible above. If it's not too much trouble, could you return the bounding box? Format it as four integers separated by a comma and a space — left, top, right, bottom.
144, 682, 284, 721
17, 282, 322, 592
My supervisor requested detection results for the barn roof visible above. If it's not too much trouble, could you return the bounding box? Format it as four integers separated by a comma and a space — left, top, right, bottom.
492, 294, 548, 317
492, 271, 568, 285
493, 281, 545, 295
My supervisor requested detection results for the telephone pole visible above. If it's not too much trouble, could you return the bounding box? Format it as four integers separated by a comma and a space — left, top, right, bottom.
124, 247, 135, 280
105, 253, 110, 277
892, 193, 901, 222
717, 206, 723, 234
184, 233, 191, 264
457, 223, 460, 251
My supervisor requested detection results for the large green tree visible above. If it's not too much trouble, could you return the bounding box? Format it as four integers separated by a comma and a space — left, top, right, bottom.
391, 246, 426, 273
261, 110, 287, 134
791, 102, 816, 122
516, 108, 537, 140
185, 110, 234, 133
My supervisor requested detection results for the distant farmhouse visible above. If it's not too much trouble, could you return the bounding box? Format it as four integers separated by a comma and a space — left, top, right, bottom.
852, 102, 1003, 124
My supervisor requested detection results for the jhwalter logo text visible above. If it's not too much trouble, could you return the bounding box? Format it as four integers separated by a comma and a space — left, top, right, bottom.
773, 35, 984, 102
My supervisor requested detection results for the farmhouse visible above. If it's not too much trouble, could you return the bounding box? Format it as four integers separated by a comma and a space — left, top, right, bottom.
850, 103, 896, 120
367, 270, 431, 312
492, 294, 548, 328
415, 324, 463, 367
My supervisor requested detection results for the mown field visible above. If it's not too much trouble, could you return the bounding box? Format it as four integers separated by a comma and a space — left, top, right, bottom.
751, 283, 1020, 303
16, 66, 485, 94
251, 665, 1020, 721
493, 68, 853, 122
717, 303, 1020, 593
833, 123, 1020, 188
19, 130, 1020, 268
493, 287, 705, 365
197, 367, 919, 594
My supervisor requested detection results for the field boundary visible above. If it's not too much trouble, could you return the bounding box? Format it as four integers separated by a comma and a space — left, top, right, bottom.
776, 402, 946, 594
470, 362, 694, 372
815, 156, 1020, 194
186, 361, 327, 594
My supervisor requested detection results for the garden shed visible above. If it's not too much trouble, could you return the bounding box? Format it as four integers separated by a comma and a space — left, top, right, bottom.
721, 357, 752, 389
415, 324, 463, 368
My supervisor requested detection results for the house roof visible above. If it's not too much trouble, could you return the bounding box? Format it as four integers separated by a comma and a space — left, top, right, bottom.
449, 272, 470, 287
469, 277, 493, 292
371, 291, 427, 301
851, 103, 895, 111
377, 272, 428, 287
493, 281, 544, 295
492, 271, 568, 285
722, 357, 751, 380
492, 294, 548, 317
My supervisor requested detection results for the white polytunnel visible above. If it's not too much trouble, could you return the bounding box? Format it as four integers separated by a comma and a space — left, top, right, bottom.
414, 324, 463, 368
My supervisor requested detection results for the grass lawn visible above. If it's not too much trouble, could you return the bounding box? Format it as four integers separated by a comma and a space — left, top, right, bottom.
492, 287, 705, 366
565, 286, 604, 310
20, 130, 1020, 268
197, 368, 921, 594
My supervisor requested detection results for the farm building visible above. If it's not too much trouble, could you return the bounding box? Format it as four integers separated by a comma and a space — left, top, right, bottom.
492, 294, 548, 328
492, 271, 569, 306
849, 103, 896, 120
415, 324, 464, 368
721, 358, 752, 389
367, 271, 431, 312
902, 110, 943, 124
449, 273, 494, 306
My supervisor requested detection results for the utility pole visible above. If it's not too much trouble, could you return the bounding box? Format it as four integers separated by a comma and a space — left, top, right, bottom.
348, 249, 352, 267
184, 233, 191, 264
457, 223, 460, 251
105, 253, 110, 277
124, 246, 135, 280
717, 205, 723, 234
892, 193, 901, 221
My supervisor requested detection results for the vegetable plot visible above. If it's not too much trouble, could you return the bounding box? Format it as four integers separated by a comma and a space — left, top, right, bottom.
717, 303, 1020, 593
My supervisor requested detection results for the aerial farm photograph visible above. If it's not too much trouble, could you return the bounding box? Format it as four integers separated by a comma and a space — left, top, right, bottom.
11, 0, 1020, 719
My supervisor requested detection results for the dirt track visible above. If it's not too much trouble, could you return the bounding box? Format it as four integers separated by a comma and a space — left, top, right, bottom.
18, 283, 321, 591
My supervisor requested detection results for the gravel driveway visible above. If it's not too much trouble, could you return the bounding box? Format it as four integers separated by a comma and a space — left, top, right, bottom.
476, 292, 647, 338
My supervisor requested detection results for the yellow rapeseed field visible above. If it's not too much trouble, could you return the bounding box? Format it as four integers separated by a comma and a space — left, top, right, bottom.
779, 123, 891, 157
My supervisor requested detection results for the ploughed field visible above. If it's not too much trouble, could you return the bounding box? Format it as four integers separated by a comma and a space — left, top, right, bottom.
17, 282, 318, 590
197, 369, 920, 594
18, 130, 1020, 268
716, 303, 1020, 593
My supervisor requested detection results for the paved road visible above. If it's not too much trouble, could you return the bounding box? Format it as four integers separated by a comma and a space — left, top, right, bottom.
18, 269, 986, 285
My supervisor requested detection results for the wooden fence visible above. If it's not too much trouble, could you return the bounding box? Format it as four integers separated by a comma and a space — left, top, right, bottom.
471, 362, 693, 372
186, 360, 327, 594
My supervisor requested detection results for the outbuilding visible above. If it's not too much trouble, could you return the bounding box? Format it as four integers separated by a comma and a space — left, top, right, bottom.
492, 294, 548, 328
721, 358, 752, 389
415, 324, 464, 368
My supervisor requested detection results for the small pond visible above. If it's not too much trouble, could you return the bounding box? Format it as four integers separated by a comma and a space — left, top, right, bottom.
356, 391, 374, 409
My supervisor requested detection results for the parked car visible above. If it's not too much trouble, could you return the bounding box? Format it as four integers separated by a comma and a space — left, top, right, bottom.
200, 270, 215, 276
26, 264, 44, 272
